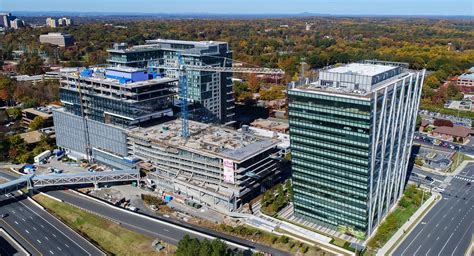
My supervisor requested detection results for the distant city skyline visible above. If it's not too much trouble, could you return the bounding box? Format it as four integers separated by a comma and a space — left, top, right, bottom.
1, 0, 473, 16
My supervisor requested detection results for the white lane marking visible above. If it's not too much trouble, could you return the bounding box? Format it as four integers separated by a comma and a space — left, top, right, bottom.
12, 210, 15, 213
37, 239, 41, 244
65, 244, 69, 248
14, 221, 18, 225
40, 224, 44, 228
18, 200, 90, 255
414, 245, 422, 255
57, 247, 62, 251
45, 236, 49, 240
450, 222, 474, 256
32, 227, 37, 231
49, 250, 54, 255
426, 248, 431, 256
25, 229, 29, 234
52, 233, 57, 237
21, 218, 25, 222
163, 229, 169, 232
438, 233, 454, 256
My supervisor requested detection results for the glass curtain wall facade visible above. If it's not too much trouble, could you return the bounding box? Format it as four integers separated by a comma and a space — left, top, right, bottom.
289, 68, 425, 237
107, 40, 235, 125
289, 91, 371, 232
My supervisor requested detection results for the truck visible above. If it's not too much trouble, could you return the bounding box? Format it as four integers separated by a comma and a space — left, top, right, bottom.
34, 150, 51, 164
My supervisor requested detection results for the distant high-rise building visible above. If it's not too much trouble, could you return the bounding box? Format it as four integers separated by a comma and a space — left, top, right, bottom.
107, 39, 235, 125
288, 60, 425, 237
57, 18, 65, 27
39, 33, 75, 47
57, 17, 73, 27
305, 22, 312, 31
0, 12, 13, 28
46, 17, 58, 28
10, 18, 25, 29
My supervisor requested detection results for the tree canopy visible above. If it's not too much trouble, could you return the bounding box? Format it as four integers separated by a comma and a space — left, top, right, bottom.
175, 235, 234, 256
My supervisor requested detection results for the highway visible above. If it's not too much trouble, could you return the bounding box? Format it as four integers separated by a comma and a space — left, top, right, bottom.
0, 193, 104, 256
394, 164, 474, 256
0, 169, 290, 255
0, 170, 104, 256
45, 190, 291, 256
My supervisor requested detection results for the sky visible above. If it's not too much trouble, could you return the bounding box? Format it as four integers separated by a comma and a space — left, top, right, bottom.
1, 0, 473, 16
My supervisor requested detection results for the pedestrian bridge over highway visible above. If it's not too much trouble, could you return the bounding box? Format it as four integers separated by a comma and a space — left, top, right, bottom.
0, 170, 139, 196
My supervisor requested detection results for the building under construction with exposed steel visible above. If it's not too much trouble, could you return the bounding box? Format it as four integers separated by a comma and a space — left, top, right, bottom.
127, 119, 286, 213
53, 66, 177, 169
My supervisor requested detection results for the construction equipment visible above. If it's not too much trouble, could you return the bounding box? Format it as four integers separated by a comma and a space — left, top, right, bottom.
149, 55, 285, 138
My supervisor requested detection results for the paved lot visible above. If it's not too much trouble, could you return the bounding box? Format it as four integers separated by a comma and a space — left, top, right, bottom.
394, 164, 474, 256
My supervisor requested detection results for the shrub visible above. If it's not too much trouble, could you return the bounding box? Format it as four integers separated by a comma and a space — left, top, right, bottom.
278, 235, 289, 244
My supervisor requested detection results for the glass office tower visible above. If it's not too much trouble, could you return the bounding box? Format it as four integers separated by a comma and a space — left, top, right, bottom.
288, 60, 425, 236
107, 39, 235, 125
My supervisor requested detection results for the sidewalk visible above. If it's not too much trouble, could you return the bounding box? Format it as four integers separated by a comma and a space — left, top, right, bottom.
417, 160, 474, 177
248, 200, 356, 255
376, 191, 440, 255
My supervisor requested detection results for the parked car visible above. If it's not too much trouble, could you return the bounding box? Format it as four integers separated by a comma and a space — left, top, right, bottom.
433, 187, 444, 192
4, 193, 13, 198
425, 176, 434, 182
0, 213, 8, 218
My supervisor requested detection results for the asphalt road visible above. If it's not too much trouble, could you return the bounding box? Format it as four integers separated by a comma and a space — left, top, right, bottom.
393, 164, 474, 256
0, 170, 104, 256
0, 193, 104, 256
45, 190, 291, 256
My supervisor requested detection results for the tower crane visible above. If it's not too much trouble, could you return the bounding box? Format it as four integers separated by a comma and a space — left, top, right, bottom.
149, 54, 285, 138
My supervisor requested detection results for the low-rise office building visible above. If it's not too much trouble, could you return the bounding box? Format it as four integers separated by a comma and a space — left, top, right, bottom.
128, 119, 284, 213
39, 33, 75, 47
21, 106, 55, 128
457, 73, 474, 87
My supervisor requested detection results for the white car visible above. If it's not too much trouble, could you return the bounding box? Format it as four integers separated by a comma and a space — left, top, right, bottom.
4, 193, 14, 198
433, 187, 445, 193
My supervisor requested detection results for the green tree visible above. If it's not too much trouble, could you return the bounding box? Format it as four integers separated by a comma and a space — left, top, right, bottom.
259, 86, 285, 101
175, 235, 201, 256
7, 134, 30, 163
18, 54, 44, 75
210, 239, 229, 256
0, 132, 9, 161
424, 75, 441, 89
0, 75, 14, 104
29, 116, 45, 131
6, 107, 21, 120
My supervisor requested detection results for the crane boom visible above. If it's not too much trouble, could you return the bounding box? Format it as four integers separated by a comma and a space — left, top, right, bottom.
148, 61, 285, 138
151, 64, 284, 75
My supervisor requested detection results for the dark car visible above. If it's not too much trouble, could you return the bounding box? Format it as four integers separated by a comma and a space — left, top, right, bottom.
467, 182, 471, 186
425, 176, 434, 182
0, 213, 9, 218
411, 173, 419, 177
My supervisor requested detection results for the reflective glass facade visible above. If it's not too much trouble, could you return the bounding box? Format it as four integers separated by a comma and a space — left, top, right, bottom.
59, 73, 175, 128
107, 40, 235, 124
289, 90, 371, 232
289, 65, 425, 237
